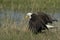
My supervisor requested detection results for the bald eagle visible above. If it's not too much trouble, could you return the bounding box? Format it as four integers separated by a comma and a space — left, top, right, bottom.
25, 12, 57, 34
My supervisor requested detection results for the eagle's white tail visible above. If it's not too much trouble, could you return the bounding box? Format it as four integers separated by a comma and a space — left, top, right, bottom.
46, 25, 54, 29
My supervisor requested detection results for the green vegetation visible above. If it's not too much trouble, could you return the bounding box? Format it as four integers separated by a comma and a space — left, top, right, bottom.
0, 17, 60, 40
0, 0, 60, 12
0, 13, 60, 40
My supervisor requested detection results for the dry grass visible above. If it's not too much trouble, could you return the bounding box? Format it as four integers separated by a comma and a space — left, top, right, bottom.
0, 0, 60, 12
0, 17, 60, 40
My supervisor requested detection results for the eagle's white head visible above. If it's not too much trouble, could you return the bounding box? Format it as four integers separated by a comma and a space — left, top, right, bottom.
25, 12, 33, 19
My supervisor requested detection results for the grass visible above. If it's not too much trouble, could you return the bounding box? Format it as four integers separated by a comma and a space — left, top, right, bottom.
0, 0, 60, 12
0, 21, 60, 40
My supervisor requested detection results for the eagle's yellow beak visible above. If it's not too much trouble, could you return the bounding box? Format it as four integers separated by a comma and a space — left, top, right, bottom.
25, 16, 29, 19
